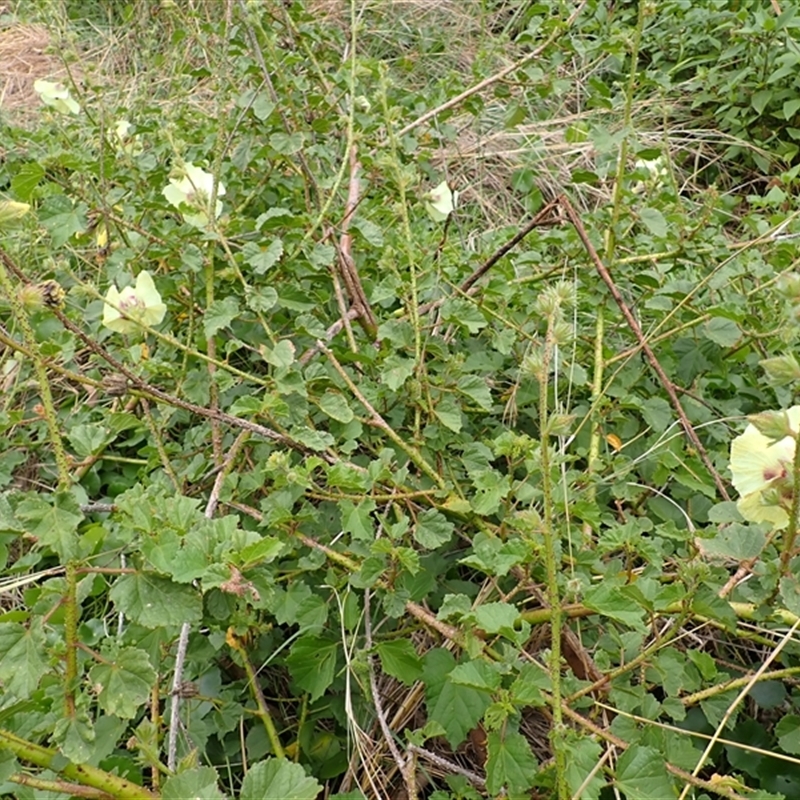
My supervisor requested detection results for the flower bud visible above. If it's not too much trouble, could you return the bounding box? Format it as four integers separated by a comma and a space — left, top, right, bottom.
760, 355, 800, 387
0, 200, 31, 227
747, 410, 797, 441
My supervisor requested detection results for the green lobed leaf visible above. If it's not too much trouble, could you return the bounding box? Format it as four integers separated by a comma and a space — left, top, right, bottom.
292, 427, 334, 451
240, 757, 322, 800
449, 659, 502, 692
88, 646, 157, 718
67, 423, 113, 458
776, 715, 800, 755
286, 634, 339, 701
690, 586, 737, 631
204, 296, 241, 337
39, 196, 88, 247
640, 396, 672, 432
318, 391, 354, 423
485, 729, 537, 796
352, 217, 384, 247
423, 649, 492, 749
583, 582, 647, 630
704, 316, 742, 347
473, 602, 521, 636
10, 162, 45, 200
262, 339, 296, 367
414, 508, 454, 549
440, 298, 488, 333
244, 238, 284, 274
470, 471, 511, 516
457, 374, 493, 411
380, 354, 414, 391
781, 574, 800, 618
376, 639, 423, 685
53, 712, 95, 764
509, 663, 549, 706
0, 621, 48, 698
162, 767, 224, 800
237, 536, 285, 567
696, 523, 765, 561
639, 207, 668, 237
109, 573, 202, 628
0, 750, 19, 784
433, 394, 463, 432
247, 285, 279, 313
459, 532, 528, 577
563, 734, 605, 800
270, 131, 305, 155
140, 527, 212, 583
615, 744, 675, 799
15, 491, 84, 561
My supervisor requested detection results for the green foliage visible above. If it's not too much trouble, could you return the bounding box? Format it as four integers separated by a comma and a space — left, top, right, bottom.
3, 1, 800, 799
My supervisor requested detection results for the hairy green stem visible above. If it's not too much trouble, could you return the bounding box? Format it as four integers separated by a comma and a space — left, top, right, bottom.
780, 428, 800, 574
378, 65, 424, 438
0, 258, 79, 721
63, 561, 79, 718
584, 0, 648, 522
234, 637, 286, 759
0, 728, 156, 800
0, 260, 71, 488
320, 342, 446, 490
538, 316, 567, 799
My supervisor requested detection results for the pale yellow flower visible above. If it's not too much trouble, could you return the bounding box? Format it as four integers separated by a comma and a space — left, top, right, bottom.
729, 406, 800, 527
423, 180, 458, 222
162, 163, 225, 229
113, 120, 142, 156
33, 79, 80, 114
102, 271, 166, 335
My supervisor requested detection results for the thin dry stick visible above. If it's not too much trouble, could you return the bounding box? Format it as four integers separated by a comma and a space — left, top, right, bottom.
337, 145, 378, 336
48, 307, 317, 457
8, 773, 112, 799
408, 745, 485, 789
168, 432, 250, 771
416, 198, 561, 318
394, 1, 588, 140
328, 263, 358, 354
560, 703, 752, 800
364, 590, 416, 800
299, 307, 362, 365
570, 746, 613, 800
559, 193, 730, 501
318, 342, 447, 490
677, 617, 800, 800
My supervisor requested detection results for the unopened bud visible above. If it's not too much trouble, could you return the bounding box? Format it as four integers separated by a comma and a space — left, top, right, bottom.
0, 200, 31, 227
748, 410, 797, 441
760, 355, 800, 387
546, 413, 575, 436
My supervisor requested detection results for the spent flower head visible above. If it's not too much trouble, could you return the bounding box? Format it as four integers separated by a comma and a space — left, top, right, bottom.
729, 406, 800, 527
102, 270, 166, 335
163, 162, 225, 229
33, 79, 80, 115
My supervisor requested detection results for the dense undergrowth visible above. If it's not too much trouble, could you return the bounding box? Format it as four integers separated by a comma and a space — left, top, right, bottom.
3, 1, 800, 798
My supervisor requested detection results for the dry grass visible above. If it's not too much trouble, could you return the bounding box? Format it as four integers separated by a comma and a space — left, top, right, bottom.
0, 22, 68, 124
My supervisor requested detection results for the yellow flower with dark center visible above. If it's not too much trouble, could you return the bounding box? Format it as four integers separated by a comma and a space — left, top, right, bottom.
102, 271, 166, 335
729, 406, 800, 527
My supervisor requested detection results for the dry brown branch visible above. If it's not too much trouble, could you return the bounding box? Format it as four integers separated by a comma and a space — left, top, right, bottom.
559, 193, 731, 502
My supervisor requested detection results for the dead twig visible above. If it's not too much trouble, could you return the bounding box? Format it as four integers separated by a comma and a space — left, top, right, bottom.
559, 193, 730, 501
